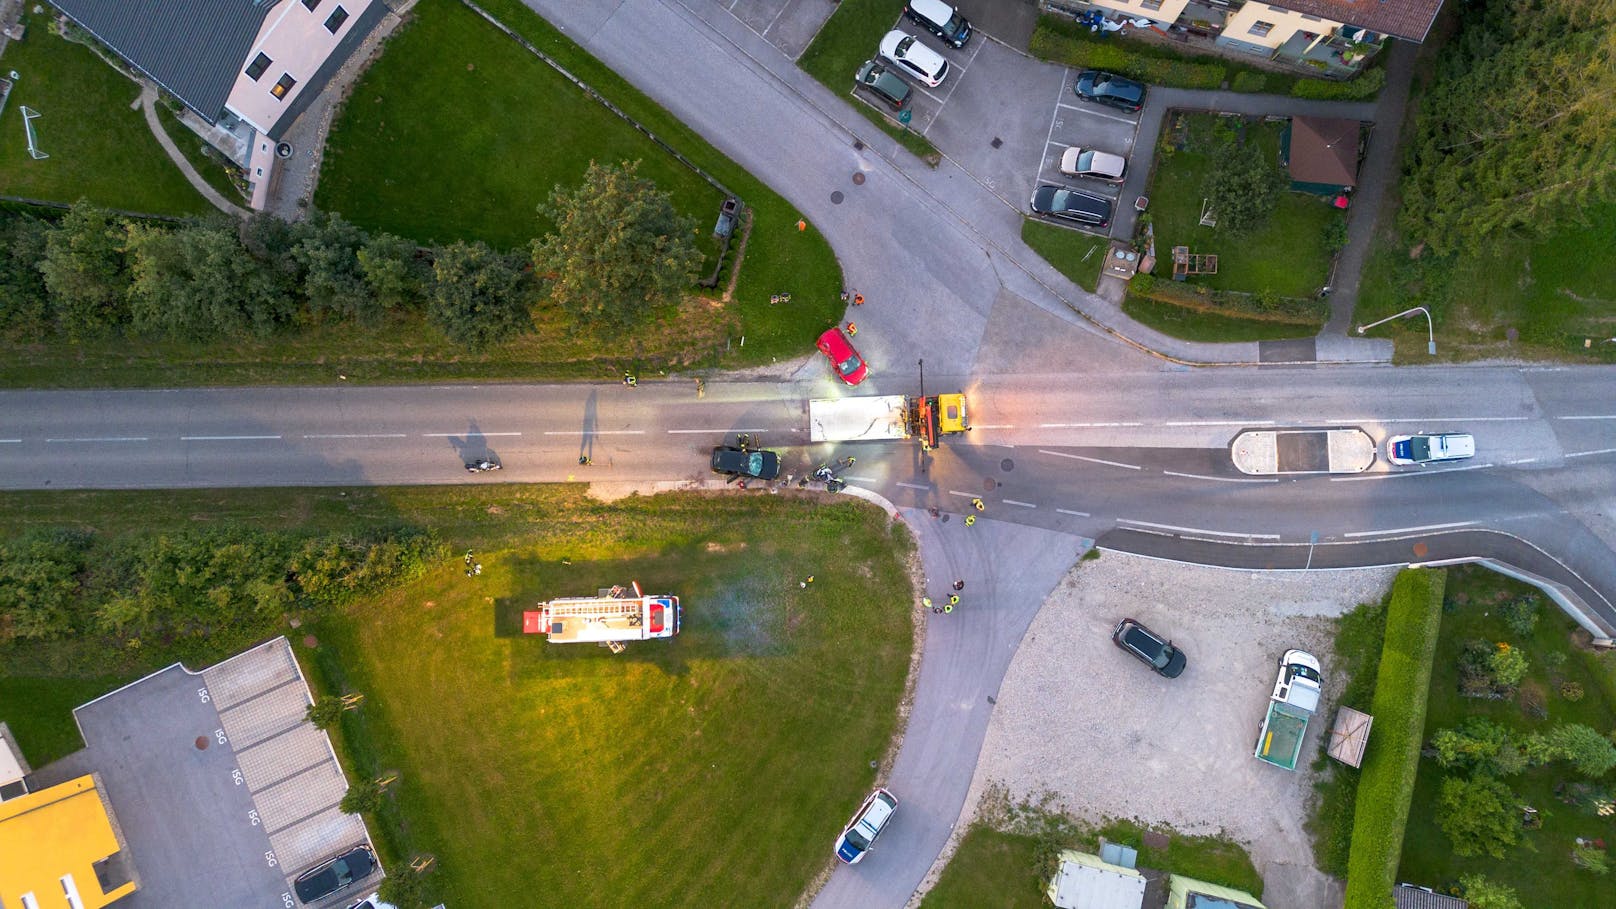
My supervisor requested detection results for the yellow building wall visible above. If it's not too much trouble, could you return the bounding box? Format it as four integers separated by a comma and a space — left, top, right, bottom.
1223, 3, 1343, 50
1088, 0, 1193, 25
0, 775, 137, 909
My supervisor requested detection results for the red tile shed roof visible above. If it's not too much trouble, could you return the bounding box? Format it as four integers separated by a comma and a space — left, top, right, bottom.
1266, 0, 1445, 42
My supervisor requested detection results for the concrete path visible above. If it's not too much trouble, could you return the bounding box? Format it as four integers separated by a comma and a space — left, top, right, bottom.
137, 86, 250, 219
1321, 41, 1419, 335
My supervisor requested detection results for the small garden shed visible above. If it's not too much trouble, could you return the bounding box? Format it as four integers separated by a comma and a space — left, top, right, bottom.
1283, 116, 1365, 194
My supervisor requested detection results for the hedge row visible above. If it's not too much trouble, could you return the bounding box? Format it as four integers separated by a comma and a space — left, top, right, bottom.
1030, 19, 1226, 90
1291, 66, 1386, 100
1343, 567, 1447, 909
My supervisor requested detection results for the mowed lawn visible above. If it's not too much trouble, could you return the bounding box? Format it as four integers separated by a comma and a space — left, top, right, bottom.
1396, 568, 1616, 905
1149, 113, 1341, 298
1357, 201, 1616, 362
311, 492, 915, 908
317, 0, 723, 259
0, 10, 209, 215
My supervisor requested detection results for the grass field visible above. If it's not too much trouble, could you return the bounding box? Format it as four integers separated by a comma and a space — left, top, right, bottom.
1148, 113, 1342, 299
0, 11, 209, 216
1356, 202, 1616, 363
796, 0, 941, 163
1395, 567, 1616, 906
0, 485, 916, 909
1123, 292, 1322, 342
920, 817, 1263, 908
153, 104, 242, 204
1021, 220, 1106, 294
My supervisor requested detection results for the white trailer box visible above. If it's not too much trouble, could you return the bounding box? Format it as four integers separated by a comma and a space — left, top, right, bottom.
809, 396, 911, 443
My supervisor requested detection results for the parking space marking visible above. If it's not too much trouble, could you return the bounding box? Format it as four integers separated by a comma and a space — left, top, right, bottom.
1036, 68, 1072, 184
1060, 103, 1139, 126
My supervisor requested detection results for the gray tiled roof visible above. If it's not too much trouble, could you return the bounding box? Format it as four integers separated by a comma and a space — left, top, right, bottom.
1393, 884, 1469, 909
52, 0, 278, 123
1266, 0, 1446, 42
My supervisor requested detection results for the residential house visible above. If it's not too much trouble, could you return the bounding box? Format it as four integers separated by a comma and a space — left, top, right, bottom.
1284, 115, 1364, 194
52, 0, 389, 209
1046, 0, 1445, 75
0, 774, 139, 908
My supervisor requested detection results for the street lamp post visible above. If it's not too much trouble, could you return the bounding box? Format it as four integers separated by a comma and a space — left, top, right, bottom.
1356, 306, 1436, 355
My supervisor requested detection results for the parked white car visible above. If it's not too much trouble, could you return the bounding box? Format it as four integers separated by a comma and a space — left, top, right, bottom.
878, 31, 949, 87
1059, 146, 1126, 182
1386, 432, 1476, 465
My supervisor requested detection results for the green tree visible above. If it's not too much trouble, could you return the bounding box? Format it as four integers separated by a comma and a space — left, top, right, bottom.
305, 696, 345, 730
378, 866, 431, 909
357, 231, 426, 313
1548, 723, 1616, 777
126, 221, 294, 339
0, 531, 92, 642
1572, 842, 1611, 874
292, 211, 373, 322
38, 201, 129, 337
1460, 873, 1524, 909
1203, 139, 1283, 235
1398, 0, 1616, 253
429, 240, 531, 348
1436, 774, 1520, 858
338, 778, 384, 815
1488, 642, 1529, 688
532, 159, 701, 328
1432, 719, 1526, 776
0, 213, 52, 334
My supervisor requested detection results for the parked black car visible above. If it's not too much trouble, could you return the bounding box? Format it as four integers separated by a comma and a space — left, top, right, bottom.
905, 0, 972, 48
1030, 184, 1112, 229
294, 845, 376, 904
855, 59, 912, 111
1073, 70, 1146, 113
1112, 618, 1187, 678
711, 446, 781, 480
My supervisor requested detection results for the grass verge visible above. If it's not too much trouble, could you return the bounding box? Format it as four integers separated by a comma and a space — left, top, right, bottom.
1394, 567, 1616, 907
0, 485, 916, 909
1356, 202, 1616, 364
1343, 568, 1445, 909
0, 11, 211, 216
1123, 291, 1322, 342
1307, 597, 1391, 876
797, 0, 941, 164
1021, 219, 1106, 293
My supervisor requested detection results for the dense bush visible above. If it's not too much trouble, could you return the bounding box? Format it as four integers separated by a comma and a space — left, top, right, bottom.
0, 525, 444, 645
1230, 71, 1269, 93
1291, 66, 1385, 100
1343, 568, 1445, 909
1436, 774, 1520, 858
1500, 595, 1540, 636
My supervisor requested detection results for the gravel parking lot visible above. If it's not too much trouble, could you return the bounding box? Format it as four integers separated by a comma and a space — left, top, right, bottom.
946, 552, 1398, 909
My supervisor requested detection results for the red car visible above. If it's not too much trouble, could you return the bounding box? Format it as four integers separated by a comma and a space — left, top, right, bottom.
816, 327, 869, 385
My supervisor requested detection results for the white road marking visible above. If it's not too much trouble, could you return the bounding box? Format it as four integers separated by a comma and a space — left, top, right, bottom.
1039, 422, 1142, 428
540, 430, 644, 436
1056, 508, 1090, 517
1504, 457, 1540, 465
1332, 462, 1494, 481
1001, 499, 1036, 508
896, 482, 931, 491
948, 490, 978, 499
1162, 470, 1278, 484
971, 423, 1015, 429
46, 437, 148, 443
181, 435, 282, 441
1037, 449, 1142, 470
304, 433, 409, 439
1038, 72, 1070, 183
1343, 521, 1476, 538
1164, 420, 1273, 427
1567, 447, 1616, 458
666, 428, 769, 434
422, 431, 524, 437
0, 439, 20, 444
1118, 518, 1280, 540
1323, 416, 1532, 423
842, 475, 876, 482
1556, 415, 1616, 421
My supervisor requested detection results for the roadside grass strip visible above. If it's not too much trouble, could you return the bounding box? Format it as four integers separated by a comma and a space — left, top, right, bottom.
1342, 567, 1445, 909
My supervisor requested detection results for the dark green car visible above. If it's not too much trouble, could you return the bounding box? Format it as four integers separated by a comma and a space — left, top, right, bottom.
855, 60, 911, 111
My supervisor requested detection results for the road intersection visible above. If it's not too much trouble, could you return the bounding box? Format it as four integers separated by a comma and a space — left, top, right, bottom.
6, 1, 1613, 906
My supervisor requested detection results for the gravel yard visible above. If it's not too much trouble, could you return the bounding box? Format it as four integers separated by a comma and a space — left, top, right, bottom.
943, 552, 1398, 909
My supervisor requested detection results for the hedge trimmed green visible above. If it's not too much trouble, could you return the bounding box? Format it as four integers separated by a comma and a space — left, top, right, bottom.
1343, 568, 1446, 909
1030, 18, 1225, 90
1291, 66, 1385, 100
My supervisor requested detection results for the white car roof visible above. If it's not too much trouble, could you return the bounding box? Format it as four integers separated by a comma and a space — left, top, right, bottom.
910, 0, 955, 24
1059, 147, 1126, 178
879, 30, 947, 76
1433, 433, 1476, 458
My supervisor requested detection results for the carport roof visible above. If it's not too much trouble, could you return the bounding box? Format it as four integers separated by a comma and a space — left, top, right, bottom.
1288, 116, 1361, 189
51, 0, 275, 123
1267, 0, 1445, 43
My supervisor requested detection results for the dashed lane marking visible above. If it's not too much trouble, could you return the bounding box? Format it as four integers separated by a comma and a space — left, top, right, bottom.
1056, 508, 1090, 517
424, 431, 523, 437
540, 430, 645, 436
304, 433, 408, 439
1556, 415, 1616, 420
1039, 422, 1142, 428
45, 437, 149, 443
971, 423, 1015, 429
1163, 420, 1274, 427
666, 428, 770, 434
1567, 447, 1616, 458
181, 435, 282, 441
1002, 499, 1036, 508
896, 482, 931, 491
947, 490, 977, 499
